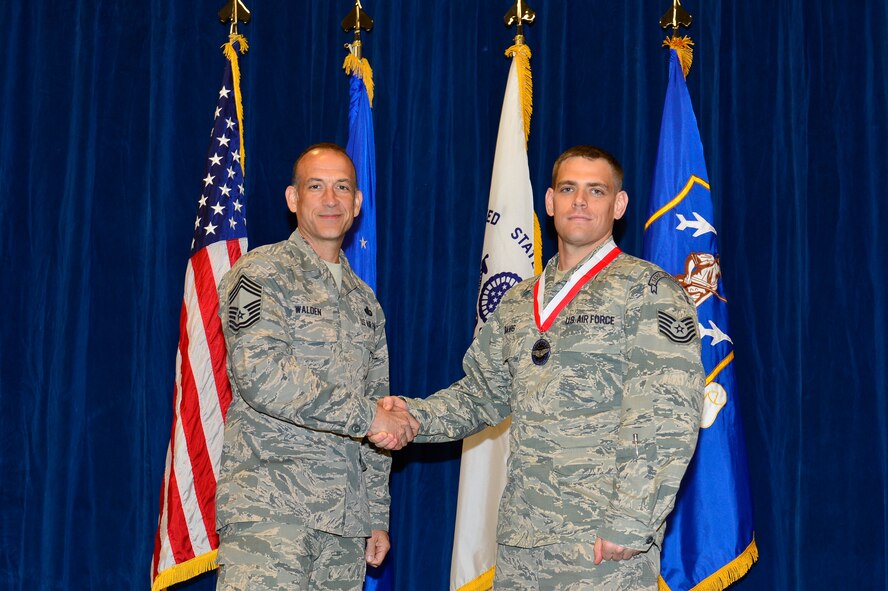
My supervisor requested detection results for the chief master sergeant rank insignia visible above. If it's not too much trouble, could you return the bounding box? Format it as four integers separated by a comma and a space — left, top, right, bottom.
228, 275, 263, 332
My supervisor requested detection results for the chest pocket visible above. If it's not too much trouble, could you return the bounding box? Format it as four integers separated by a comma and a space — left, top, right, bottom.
289, 309, 337, 371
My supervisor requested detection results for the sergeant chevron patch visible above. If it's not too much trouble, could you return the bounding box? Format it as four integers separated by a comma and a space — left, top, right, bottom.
657, 310, 696, 343
228, 275, 263, 332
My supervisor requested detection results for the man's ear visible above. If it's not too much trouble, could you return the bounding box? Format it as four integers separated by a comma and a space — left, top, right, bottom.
544, 188, 555, 217
353, 189, 364, 218
285, 185, 298, 213
613, 190, 628, 220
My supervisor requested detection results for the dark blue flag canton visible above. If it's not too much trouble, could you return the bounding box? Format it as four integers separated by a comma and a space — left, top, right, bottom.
191, 56, 247, 255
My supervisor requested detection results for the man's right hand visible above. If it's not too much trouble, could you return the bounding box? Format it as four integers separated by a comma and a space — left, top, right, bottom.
368, 397, 419, 450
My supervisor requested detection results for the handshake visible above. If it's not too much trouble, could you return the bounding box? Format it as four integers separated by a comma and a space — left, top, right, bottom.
367, 397, 419, 450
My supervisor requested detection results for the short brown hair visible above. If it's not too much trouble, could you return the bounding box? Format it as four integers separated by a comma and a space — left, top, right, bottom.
291, 143, 356, 186
551, 145, 624, 190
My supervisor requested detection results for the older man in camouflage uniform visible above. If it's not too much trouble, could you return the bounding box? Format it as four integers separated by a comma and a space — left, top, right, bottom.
375, 146, 704, 590
216, 144, 417, 591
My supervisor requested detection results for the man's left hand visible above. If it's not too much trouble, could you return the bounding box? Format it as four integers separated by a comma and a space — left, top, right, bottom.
593, 537, 640, 564
366, 529, 390, 567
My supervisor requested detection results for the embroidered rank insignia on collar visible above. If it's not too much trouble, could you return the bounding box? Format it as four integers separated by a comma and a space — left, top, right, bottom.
228, 275, 263, 332
657, 310, 697, 343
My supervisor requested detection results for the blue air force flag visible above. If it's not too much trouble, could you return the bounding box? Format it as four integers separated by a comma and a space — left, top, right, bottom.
343, 59, 377, 291
643, 47, 757, 591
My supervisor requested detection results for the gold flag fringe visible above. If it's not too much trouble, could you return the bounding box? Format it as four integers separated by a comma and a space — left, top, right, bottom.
343, 53, 375, 107
532, 213, 543, 275
454, 565, 496, 591
151, 549, 218, 591
223, 34, 249, 170
664, 36, 694, 78
505, 44, 532, 146
658, 537, 759, 591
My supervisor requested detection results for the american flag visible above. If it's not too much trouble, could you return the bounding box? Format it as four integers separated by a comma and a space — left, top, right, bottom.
151, 36, 248, 591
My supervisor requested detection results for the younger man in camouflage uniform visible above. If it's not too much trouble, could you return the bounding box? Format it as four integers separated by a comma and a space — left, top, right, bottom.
216, 144, 417, 591
374, 146, 704, 590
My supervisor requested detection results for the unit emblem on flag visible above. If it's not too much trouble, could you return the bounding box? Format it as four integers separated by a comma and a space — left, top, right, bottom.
675, 252, 727, 306
228, 275, 262, 331
701, 382, 728, 428
657, 310, 697, 343
478, 271, 522, 323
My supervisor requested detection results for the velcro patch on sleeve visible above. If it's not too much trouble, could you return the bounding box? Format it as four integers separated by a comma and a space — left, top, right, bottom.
657, 310, 697, 344
227, 275, 263, 332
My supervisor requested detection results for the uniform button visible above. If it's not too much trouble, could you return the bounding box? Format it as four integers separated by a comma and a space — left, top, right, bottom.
351, 424, 363, 434
645, 536, 654, 544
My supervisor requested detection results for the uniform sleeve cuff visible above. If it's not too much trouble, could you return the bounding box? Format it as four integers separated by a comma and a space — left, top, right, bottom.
597, 520, 656, 552
347, 395, 378, 437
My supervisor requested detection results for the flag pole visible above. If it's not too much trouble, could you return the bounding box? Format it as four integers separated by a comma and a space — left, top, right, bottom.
341, 1, 375, 106
218, 0, 251, 36
150, 5, 250, 590
659, 0, 694, 78
342, 0, 374, 61
649, 3, 759, 589
504, 0, 536, 46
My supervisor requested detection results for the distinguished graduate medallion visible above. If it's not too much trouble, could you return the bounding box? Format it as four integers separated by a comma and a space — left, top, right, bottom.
531, 338, 551, 366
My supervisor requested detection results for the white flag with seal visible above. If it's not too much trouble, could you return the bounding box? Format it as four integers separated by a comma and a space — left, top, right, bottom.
450, 42, 540, 591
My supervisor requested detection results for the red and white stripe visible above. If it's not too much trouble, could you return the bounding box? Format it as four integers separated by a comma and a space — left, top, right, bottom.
152, 237, 246, 582
533, 239, 621, 333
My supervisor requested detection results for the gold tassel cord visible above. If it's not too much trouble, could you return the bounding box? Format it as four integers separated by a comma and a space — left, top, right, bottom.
151, 550, 218, 591
505, 43, 532, 146
223, 34, 249, 171
343, 53, 375, 107
664, 35, 693, 78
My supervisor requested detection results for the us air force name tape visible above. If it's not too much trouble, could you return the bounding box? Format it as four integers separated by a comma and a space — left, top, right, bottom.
657, 310, 697, 344
228, 275, 263, 332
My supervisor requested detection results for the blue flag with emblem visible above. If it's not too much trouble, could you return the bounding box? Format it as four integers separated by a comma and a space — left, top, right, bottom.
342, 51, 388, 591
343, 53, 377, 291
643, 43, 757, 591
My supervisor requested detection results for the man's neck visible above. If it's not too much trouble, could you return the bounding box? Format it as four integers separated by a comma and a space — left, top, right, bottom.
557, 235, 614, 271
298, 228, 341, 263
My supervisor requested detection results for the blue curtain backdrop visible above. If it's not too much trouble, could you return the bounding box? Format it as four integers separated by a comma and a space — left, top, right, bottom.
1, 1, 886, 590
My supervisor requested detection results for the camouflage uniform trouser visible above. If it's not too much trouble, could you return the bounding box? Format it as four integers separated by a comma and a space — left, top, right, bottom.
494, 541, 660, 591
216, 521, 366, 591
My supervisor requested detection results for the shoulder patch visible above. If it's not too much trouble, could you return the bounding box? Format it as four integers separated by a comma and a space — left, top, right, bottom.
227, 275, 263, 332
657, 310, 697, 343
648, 270, 672, 294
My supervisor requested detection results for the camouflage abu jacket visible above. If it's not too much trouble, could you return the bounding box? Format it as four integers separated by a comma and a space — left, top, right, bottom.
216, 230, 390, 537
408, 239, 704, 550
